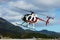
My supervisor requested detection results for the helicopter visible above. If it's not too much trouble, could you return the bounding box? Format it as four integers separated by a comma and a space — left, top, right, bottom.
11, 7, 54, 30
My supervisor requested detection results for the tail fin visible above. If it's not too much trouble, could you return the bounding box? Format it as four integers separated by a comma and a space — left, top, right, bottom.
46, 18, 50, 26
46, 16, 54, 26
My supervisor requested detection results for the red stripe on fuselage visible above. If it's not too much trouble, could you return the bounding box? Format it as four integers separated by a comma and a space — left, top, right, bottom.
27, 17, 39, 23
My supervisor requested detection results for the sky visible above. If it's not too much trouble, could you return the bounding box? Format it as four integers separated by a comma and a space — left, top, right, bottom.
0, 0, 60, 32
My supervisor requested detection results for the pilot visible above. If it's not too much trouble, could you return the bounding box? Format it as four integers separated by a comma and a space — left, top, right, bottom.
26, 12, 37, 22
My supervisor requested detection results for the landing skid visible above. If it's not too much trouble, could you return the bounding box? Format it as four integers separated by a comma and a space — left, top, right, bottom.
16, 23, 27, 27
16, 23, 37, 31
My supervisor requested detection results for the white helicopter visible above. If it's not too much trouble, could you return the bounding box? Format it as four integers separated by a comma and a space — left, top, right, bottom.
12, 7, 54, 30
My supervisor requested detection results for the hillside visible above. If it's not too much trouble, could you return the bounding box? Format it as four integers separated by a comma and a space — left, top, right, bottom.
0, 17, 60, 39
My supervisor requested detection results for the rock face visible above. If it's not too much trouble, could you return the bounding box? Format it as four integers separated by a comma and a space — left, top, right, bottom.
0, 17, 60, 39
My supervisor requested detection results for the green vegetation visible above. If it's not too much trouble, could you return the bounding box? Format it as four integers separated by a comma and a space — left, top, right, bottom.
0, 17, 60, 39
0, 31, 59, 39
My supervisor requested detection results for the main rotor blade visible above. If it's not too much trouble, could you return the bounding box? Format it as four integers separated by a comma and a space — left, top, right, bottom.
38, 13, 54, 19
15, 7, 32, 12
14, 7, 48, 13
39, 13, 48, 16
11, 7, 53, 18
34, 10, 47, 13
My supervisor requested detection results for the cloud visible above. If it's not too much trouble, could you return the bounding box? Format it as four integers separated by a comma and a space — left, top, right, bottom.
0, 0, 11, 3
0, 0, 59, 27
0, 0, 18, 3
0, 6, 23, 23
34, 0, 59, 5
0, 13, 2, 17
23, 0, 60, 10
1, 0, 60, 10
8, 0, 40, 11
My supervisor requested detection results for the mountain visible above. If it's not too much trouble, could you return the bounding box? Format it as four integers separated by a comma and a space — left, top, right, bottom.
24, 30, 60, 38
39, 30, 60, 38
0, 17, 60, 39
39, 30, 60, 35
0, 17, 25, 33
0, 17, 25, 38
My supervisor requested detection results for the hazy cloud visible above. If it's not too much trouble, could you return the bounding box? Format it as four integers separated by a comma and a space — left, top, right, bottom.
0, 0, 59, 27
